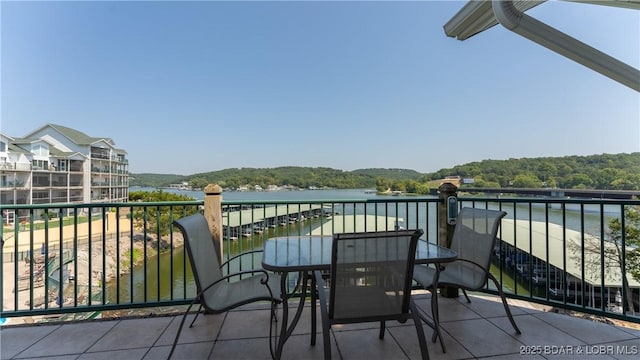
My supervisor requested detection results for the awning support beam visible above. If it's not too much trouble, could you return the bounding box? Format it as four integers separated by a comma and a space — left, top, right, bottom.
492, 0, 640, 92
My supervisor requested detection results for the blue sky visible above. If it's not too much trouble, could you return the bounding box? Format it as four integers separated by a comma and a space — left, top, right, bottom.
2, 1, 638, 175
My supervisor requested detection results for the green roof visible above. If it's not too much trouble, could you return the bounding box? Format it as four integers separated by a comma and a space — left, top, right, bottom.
8, 143, 30, 154
48, 123, 113, 145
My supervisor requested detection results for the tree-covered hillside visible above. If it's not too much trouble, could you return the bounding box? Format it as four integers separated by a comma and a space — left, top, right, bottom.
351, 168, 423, 180
179, 167, 377, 190
424, 153, 640, 190
129, 152, 640, 191
129, 173, 184, 187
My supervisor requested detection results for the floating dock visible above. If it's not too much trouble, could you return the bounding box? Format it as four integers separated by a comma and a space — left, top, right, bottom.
222, 204, 330, 239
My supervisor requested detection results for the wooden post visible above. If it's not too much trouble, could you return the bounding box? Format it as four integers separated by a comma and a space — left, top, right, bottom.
438, 182, 459, 298
203, 184, 223, 263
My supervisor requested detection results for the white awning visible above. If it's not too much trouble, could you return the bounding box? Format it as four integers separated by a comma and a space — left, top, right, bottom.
444, 0, 640, 91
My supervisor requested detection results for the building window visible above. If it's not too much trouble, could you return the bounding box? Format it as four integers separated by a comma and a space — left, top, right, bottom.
33, 173, 50, 187
32, 160, 49, 171
0, 141, 7, 152
32, 143, 49, 156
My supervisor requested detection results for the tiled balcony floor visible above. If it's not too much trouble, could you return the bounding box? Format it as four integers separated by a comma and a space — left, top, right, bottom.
2, 291, 640, 359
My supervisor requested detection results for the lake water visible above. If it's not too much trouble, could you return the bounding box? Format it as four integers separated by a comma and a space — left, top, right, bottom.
112, 187, 621, 304
130, 186, 398, 201
130, 186, 619, 233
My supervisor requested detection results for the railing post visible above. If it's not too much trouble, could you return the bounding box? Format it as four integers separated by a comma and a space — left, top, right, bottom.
203, 184, 223, 264
438, 182, 459, 298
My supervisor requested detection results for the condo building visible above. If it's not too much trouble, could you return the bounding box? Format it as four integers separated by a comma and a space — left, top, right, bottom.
0, 124, 129, 224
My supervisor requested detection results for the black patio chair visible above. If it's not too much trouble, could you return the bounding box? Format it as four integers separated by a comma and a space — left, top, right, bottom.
169, 213, 281, 359
413, 207, 521, 353
314, 229, 429, 360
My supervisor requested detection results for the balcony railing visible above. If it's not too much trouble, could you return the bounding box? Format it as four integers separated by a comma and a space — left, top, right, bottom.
1, 194, 639, 325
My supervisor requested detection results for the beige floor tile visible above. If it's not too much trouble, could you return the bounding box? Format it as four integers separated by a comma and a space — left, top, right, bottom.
489, 314, 583, 347
279, 333, 334, 360
87, 317, 172, 352
440, 318, 523, 358
17, 321, 116, 358
533, 312, 637, 344
210, 338, 274, 360
455, 292, 529, 318
388, 322, 473, 360
415, 295, 482, 323
217, 308, 273, 340
78, 347, 149, 360
155, 312, 224, 346
0, 324, 59, 359
333, 328, 405, 360
145, 342, 213, 360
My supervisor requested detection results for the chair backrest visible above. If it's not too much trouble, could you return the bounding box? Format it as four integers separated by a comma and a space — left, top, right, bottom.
174, 214, 223, 296
450, 207, 507, 272
329, 229, 423, 321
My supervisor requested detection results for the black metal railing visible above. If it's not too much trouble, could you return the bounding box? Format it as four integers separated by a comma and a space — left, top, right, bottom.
458, 197, 640, 323
1, 195, 638, 325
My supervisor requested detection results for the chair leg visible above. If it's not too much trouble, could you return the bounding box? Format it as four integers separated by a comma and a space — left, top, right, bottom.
189, 303, 203, 328
315, 271, 332, 360
310, 272, 317, 346
488, 273, 521, 334
410, 300, 430, 360
462, 288, 471, 303
168, 298, 201, 359
430, 286, 447, 353
269, 300, 280, 360
379, 321, 385, 339
429, 265, 447, 353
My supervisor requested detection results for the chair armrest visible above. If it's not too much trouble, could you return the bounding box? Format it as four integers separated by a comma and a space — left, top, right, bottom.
219, 269, 272, 283
220, 249, 264, 268
200, 269, 275, 297
449, 258, 486, 272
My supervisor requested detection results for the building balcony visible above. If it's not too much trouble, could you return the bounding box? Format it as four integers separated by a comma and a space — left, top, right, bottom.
1, 194, 639, 359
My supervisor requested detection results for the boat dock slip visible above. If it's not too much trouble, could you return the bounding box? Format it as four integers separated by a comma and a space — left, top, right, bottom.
497, 219, 639, 312
222, 204, 328, 238
309, 214, 404, 235
499, 219, 640, 288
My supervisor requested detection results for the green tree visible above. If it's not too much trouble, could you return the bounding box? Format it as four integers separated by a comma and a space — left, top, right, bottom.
594, 168, 625, 189
189, 177, 209, 190
415, 183, 432, 195
563, 173, 593, 189
390, 181, 406, 192
404, 180, 421, 194
610, 173, 640, 190
376, 177, 391, 192
512, 173, 542, 188
470, 177, 501, 188
129, 190, 199, 239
